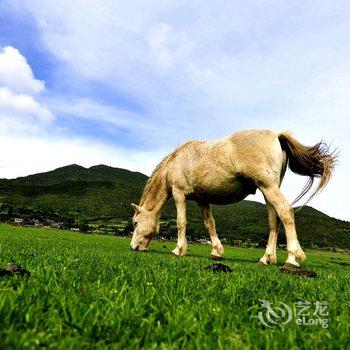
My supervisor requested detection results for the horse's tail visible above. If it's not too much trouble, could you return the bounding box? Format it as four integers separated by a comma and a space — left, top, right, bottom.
278, 131, 338, 205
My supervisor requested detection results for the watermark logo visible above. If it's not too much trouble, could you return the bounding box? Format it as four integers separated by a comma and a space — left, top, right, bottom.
257, 299, 329, 328
258, 299, 292, 327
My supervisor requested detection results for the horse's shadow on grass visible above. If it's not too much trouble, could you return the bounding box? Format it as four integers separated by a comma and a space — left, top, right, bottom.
146, 248, 318, 268
147, 248, 261, 265
137, 249, 320, 277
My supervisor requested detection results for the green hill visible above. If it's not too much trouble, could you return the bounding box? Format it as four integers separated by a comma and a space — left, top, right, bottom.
0, 165, 146, 221
0, 164, 349, 249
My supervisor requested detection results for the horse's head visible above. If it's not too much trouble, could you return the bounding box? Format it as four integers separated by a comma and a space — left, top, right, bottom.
130, 203, 159, 251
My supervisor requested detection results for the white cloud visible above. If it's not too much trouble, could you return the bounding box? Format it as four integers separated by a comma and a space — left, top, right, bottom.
0, 132, 162, 179
0, 46, 54, 123
0, 87, 53, 122
49, 97, 149, 131
188, 65, 218, 86
148, 22, 192, 70
0, 46, 45, 95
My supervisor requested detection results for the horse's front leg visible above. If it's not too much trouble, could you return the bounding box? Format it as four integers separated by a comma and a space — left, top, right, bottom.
199, 203, 224, 259
172, 189, 188, 256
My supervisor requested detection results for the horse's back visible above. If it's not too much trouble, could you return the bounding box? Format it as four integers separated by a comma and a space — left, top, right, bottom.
166, 129, 284, 201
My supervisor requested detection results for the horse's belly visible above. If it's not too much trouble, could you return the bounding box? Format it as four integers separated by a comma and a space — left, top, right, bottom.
191, 192, 248, 205
189, 176, 257, 204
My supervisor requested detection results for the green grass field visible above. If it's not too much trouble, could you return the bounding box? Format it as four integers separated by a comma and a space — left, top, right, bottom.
0, 224, 349, 349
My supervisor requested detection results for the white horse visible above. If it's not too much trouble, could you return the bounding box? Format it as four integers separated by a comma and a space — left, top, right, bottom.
130, 129, 336, 266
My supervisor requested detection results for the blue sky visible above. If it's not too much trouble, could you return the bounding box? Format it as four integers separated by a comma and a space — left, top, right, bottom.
0, 1, 349, 220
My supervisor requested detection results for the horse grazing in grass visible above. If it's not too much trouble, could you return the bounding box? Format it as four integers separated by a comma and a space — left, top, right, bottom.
130, 129, 336, 266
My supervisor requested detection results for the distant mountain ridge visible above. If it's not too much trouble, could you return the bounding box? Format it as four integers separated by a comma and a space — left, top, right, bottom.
0, 164, 349, 249
0, 164, 146, 222
1, 164, 147, 185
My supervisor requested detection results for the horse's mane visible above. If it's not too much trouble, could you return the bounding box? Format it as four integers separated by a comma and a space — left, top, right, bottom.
139, 155, 170, 206
139, 141, 196, 206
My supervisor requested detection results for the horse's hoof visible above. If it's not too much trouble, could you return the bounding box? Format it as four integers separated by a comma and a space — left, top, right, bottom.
282, 263, 300, 270
258, 256, 269, 265
294, 249, 306, 261
211, 254, 222, 260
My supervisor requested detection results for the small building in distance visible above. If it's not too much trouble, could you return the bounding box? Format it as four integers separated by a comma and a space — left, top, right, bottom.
13, 218, 23, 225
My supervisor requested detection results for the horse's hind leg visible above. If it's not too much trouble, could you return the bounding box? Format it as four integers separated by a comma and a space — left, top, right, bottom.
259, 158, 286, 265
172, 188, 188, 256
259, 202, 279, 265
259, 185, 306, 266
199, 203, 224, 259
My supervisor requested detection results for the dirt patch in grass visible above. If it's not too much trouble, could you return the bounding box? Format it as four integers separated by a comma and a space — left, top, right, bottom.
206, 263, 232, 273
281, 263, 317, 278
0, 263, 31, 277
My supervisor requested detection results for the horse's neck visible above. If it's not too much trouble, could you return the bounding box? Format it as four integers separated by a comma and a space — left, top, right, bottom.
141, 181, 169, 216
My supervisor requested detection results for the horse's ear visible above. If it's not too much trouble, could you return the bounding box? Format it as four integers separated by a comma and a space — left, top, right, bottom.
131, 203, 141, 214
